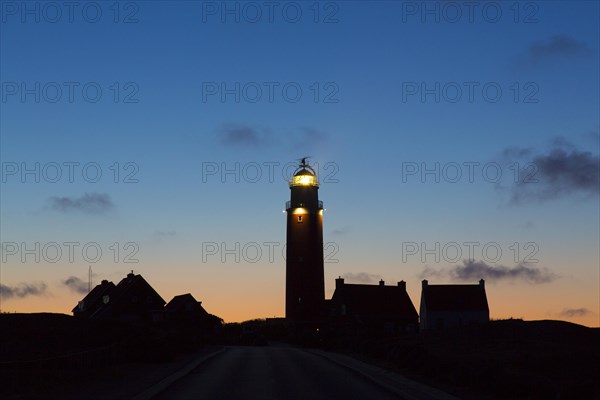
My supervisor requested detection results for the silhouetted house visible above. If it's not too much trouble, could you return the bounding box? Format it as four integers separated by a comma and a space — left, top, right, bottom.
164, 293, 208, 323
419, 279, 489, 330
160, 293, 224, 341
328, 278, 419, 335
72, 279, 115, 319
72, 272, 166, 323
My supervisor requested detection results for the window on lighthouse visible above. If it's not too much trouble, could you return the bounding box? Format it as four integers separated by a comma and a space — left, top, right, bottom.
297, 216, 303, 222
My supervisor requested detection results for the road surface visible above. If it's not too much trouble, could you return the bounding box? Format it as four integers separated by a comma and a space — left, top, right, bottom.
154, 345, 403, 400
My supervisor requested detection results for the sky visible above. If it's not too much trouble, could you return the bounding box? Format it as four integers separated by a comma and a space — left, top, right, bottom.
0, 0, 598, 327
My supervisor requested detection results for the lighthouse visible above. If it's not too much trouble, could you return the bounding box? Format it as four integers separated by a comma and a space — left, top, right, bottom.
285, 158, 325, 323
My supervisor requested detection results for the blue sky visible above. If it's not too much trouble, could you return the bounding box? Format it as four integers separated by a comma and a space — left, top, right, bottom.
1, 1, 598, 324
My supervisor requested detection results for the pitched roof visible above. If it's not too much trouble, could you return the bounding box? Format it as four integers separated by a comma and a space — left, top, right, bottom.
422, 284, 489, 312
90, 273, 165, 318
332, 283, 418, 318
71, 280, 115, 312
111, 273, 165, 304
165, 293, 206, 314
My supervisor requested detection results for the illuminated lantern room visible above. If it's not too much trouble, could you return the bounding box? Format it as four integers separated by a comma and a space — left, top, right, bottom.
290, 166, 319, 187
286, 158, 323, 212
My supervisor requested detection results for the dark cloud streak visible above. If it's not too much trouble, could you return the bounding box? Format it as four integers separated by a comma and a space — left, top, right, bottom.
218, 124, 273, 147
500, 139, 599, 204
559, 308, 592, 318
528, 35, 591, 63
62, 276, 89, 294
48, 193, 114, 214
217, 124, 330, 150
511, 147, 599, 203
420, 260, 558, 284
0, 282, 47, 299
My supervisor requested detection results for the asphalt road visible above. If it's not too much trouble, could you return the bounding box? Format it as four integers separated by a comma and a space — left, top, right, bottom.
154, 345, 402, 400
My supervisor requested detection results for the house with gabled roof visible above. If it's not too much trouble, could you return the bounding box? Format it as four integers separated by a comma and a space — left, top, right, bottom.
419, 279, 489, 330
72, 279, 115, 319
328, 277, 419, 334
72, 272, 165, 323
164, 293, 208, 323
163, 293, 222, 338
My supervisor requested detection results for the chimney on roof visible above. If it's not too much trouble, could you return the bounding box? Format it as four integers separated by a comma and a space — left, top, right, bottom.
398, 280, 406, 291
379, 279, 385, 286
127, 270, 135, 278
101, 280, 109, 285
479, 279, 485, 288
422, 279, 428, 288
335, 276, 344, 289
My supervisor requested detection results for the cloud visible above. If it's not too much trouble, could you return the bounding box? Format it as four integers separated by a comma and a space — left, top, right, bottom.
217, 124, 330, 150
62, 276, 89, 294
341, 272, 382, 284
558, 308, 592, 318
0, 282, 47, 299
550, 136, 576, 150
420, 260, 558, 284
218, 124, 273, 147
331, 227, 351, 236
502, 142, 599, 204
528, 35, 591, 63
48, 193, 114, 214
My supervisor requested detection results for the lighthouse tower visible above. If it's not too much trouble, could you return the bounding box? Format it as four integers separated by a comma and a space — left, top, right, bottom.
285, 158, 325, 323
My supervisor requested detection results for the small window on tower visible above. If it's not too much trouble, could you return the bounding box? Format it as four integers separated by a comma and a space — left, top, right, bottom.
297, 216, 303, 222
